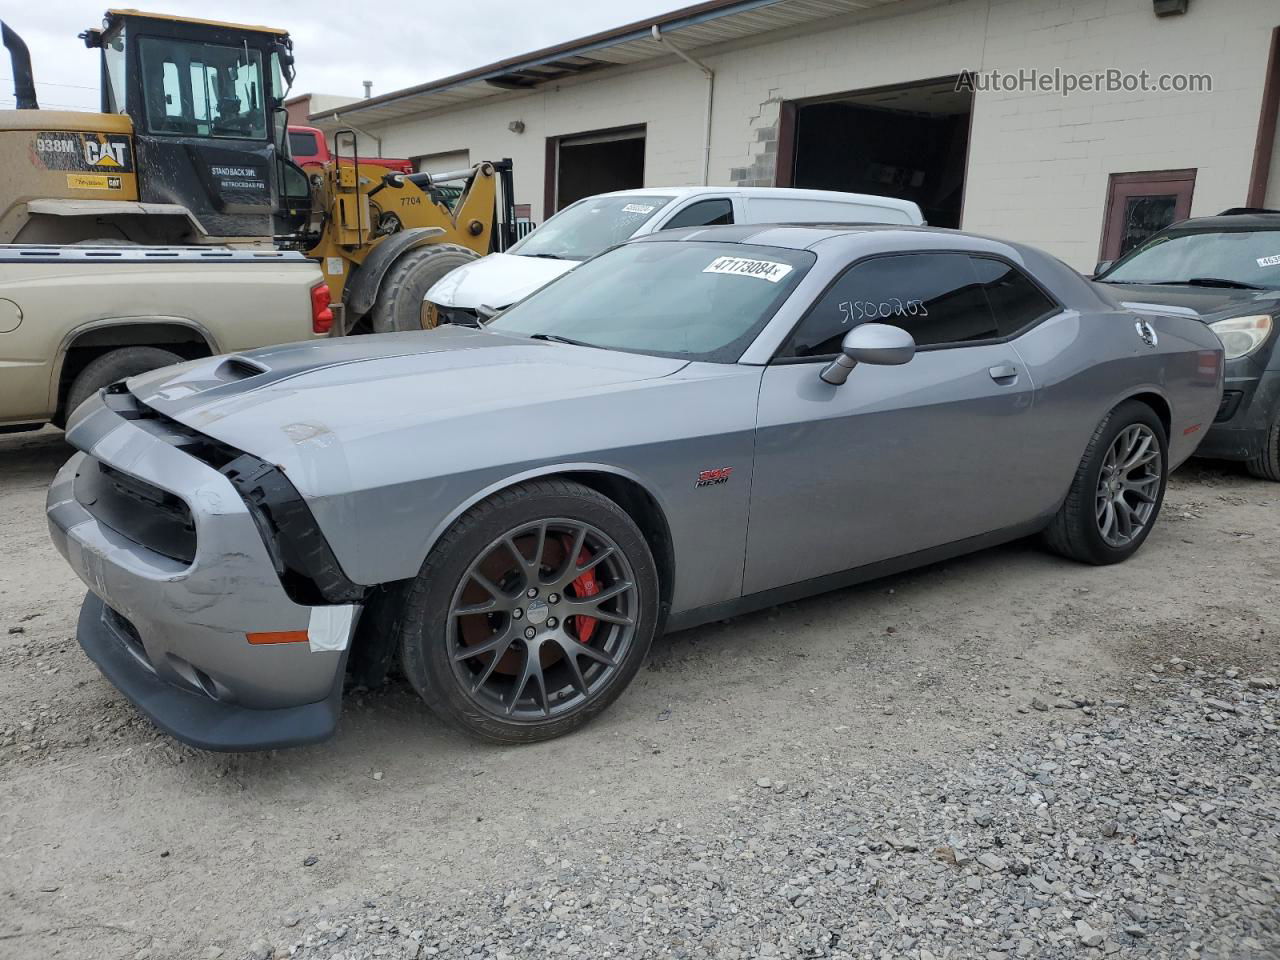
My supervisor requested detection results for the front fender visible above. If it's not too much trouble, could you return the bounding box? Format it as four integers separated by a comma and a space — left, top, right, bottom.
343, 227, 446, 316
412, 461, 675, 575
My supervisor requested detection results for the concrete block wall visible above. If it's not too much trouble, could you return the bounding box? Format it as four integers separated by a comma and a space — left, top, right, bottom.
364, 0, 1279, 270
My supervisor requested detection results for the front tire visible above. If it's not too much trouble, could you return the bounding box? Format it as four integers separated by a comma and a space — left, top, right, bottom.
398, 479, 660, 743
1042, 400, 1168, 565
368, 243, 479, 334
1245, 413, 1280, 481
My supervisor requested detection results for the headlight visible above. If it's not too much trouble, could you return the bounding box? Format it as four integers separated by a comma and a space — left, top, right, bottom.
1209, 314, 1273, 360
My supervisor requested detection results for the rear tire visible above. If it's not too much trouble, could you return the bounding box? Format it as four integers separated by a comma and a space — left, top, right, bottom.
65, 346, 183, 420
1245, 414, 1280, 481
368, 243, 479, 334
397, 479, 660, 743
1042, 400, 1168, 565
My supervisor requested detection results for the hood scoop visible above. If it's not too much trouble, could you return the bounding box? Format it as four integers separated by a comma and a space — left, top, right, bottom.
216, 356, 269, 382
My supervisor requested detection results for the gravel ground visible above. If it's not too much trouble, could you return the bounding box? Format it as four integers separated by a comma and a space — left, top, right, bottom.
1, 429, 1277, 960
279, 666, 1278, 960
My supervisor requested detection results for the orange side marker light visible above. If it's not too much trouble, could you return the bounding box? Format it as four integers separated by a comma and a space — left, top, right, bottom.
246, 630, 309, 645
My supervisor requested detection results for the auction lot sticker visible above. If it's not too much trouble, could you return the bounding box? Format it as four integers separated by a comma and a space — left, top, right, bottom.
1258, 254, 1280, 268
703, 255, 794, 282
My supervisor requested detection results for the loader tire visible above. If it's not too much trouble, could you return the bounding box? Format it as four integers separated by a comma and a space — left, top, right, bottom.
368, 243, 480, 334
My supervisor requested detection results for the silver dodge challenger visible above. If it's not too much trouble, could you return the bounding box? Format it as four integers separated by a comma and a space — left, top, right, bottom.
47, 225, 1224, 750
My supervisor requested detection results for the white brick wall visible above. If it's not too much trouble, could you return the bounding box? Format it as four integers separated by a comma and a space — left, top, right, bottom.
363, 0, 1279, 270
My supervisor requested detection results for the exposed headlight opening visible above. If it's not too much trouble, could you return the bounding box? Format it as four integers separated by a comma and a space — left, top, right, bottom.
1209, 314, 1273, 360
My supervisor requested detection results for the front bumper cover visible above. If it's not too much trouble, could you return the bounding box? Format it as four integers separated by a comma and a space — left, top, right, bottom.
47, 390, 358, 751
1197, 367, 1280, 461
78, 592, 343, 751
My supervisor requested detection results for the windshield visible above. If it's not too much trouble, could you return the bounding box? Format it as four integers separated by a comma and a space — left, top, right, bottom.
488, 241, 814, 362
1102, 227, 1280, 289
509, 194, 675, 260
139, 37, 267, 139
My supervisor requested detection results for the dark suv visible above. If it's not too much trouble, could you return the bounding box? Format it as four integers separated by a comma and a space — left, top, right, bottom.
1095, 210, 1280, 480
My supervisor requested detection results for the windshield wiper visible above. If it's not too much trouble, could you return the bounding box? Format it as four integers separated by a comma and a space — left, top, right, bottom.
1158, 277, 1263, 290
520, 253, 570, 260
528, 333, 597, 348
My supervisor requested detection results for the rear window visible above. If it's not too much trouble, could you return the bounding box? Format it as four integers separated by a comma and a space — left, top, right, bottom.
288, 130, 320, 157
489, 240, 814, 363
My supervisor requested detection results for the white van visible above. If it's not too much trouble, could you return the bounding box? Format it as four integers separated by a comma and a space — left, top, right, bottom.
425, 186, 926, 324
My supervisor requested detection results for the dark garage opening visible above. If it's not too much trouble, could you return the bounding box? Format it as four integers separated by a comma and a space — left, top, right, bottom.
548, 126, 645, 213
789, 78, 972, 228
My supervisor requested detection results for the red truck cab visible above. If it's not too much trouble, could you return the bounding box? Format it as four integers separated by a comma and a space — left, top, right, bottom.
287, 125, 413, 174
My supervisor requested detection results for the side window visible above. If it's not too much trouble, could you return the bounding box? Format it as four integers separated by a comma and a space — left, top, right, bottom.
661, 198, 734, 230
968, 256, 1059, 337
779, 253, 999, 358
161, 61, 184, 118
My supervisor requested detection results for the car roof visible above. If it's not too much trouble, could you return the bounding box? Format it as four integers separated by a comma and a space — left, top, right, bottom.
1165, 212, 1280, 231
592, 185, 921, 211
631, 222, 952, 250
629, 222, 1104, 311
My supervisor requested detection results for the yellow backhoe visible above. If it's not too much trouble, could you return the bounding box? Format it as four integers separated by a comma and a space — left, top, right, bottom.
0, 10, 516, 333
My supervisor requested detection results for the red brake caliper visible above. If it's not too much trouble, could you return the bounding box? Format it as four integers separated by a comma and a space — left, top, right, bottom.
563, 538, 600, 644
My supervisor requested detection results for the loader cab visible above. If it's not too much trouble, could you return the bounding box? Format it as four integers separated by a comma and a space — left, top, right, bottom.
82, 9, 303, 240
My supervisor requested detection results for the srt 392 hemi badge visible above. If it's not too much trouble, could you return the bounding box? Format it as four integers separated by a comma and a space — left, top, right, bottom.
695, 466, 734, 487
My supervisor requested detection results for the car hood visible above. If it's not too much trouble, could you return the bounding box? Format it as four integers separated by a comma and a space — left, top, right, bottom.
126, 325, 687, 493
424, 252, 577, 310
1095, 282, 1280, 322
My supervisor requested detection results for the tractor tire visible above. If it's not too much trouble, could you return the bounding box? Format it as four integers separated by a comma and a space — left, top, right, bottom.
65, 346, 183, 420
368, 243, 480, 334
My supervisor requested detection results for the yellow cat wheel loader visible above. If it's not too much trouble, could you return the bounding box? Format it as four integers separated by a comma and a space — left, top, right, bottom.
0, 10, 516, 334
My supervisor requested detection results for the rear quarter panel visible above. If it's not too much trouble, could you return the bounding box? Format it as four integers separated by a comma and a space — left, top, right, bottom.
1011, 307, 1223, 517
0, 259, 323, 425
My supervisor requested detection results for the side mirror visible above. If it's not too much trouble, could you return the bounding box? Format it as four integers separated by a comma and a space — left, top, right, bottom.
820, 323, 916, 385
1092, 260, 1114, 279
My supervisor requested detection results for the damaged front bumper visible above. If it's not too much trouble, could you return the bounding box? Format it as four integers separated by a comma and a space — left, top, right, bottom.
1196, 367, 1280, 461
75, 592, 344, 751
47, 390, 360, 751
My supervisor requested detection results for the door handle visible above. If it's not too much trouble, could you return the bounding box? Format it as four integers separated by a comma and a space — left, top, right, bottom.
988, 364, 1018, 383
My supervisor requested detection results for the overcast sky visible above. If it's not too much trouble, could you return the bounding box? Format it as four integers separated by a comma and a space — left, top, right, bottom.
1, 1, 688, 111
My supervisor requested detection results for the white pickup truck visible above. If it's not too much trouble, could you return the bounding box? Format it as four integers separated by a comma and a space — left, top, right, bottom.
0, 245, 330, 432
